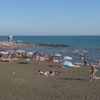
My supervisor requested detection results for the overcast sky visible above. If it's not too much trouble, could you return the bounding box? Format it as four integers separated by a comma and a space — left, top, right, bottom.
0, 0, 100, 35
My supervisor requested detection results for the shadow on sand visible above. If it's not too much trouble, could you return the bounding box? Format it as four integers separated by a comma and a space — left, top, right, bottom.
18, 62, 29, 64
62, 77, 87, 81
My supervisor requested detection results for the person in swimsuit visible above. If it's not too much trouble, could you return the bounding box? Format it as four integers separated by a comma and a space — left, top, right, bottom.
90, 63, 96, 81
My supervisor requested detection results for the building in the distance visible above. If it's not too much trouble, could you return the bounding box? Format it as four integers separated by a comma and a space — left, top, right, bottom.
8, 35, 13, 42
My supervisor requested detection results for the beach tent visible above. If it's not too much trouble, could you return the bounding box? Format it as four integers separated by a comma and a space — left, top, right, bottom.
61, 60, 74, 67
63, 56, 72, 60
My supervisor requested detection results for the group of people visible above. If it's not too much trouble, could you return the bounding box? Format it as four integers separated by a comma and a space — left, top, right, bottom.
36, 51, 99, 81
38, 70, 62, 76
38, 63, 98, 81
79, 52, 100, 81
38, 70, 55, 76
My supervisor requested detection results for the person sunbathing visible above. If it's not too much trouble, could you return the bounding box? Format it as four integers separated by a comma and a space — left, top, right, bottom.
38, 70, 62, 76
38, 70, 50, 76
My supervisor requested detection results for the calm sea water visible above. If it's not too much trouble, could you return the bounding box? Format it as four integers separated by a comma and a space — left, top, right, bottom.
0, 35, 100, 64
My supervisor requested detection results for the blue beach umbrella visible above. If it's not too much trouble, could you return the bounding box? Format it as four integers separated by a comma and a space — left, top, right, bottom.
61, 61, 74, 67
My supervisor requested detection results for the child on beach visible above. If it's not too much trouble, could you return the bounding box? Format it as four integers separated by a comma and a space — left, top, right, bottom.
90, 63, 96, 81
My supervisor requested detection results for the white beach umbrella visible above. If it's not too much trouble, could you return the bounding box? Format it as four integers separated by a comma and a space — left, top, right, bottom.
54, 53, 61, 57
27, 51, 33, 55
63, 56, 72, 60
0, 51, 9, 55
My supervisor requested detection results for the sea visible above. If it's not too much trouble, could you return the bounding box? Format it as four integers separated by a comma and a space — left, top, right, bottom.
0, 35, 100, 65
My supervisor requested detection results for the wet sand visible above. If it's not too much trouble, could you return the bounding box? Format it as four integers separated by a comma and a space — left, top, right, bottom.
0, 60, 100, 100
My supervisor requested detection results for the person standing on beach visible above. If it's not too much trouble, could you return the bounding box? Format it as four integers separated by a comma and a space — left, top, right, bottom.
90, 63, 96, 81
98, 59, 100, 65
83, 58, 87, 66
79, 53, 84, 62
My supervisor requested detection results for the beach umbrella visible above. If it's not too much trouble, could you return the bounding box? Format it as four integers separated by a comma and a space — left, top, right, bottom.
0, 41, 9, 48
38, 53, 44, 57
27, 51, 33, 55
53, 53, 62, 60
54, 53, 61, 57
39, 52, 45, 56
61, 61, 74, 67
27, 51, 33, 58
0, 51, 9, 55
37, 50, 47, 57
63, 56, 72, 60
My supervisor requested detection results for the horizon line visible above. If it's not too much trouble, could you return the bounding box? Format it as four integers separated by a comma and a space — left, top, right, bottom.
0, 34, 100, 36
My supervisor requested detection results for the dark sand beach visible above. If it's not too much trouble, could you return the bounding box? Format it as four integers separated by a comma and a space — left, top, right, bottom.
0, 60, 100, 100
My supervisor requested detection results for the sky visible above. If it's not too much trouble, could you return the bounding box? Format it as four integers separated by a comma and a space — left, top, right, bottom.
0, 0, 100, 35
